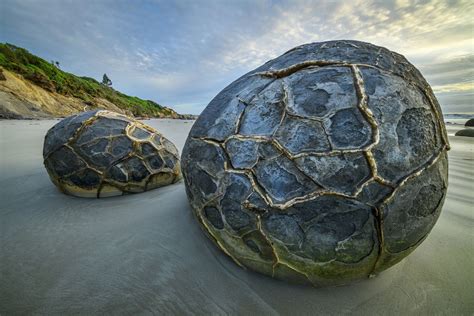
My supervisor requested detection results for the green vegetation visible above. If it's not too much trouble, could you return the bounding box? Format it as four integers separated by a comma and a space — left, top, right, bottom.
0, 43, 178, 117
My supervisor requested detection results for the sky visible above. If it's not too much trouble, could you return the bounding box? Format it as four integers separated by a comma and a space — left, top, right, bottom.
1, 0, 473, 114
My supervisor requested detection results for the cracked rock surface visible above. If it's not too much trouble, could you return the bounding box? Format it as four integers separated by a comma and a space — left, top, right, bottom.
43, 110, 181, 198
181, 40, 449, 286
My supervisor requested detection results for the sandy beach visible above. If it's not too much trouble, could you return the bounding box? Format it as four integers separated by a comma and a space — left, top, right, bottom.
1, 119, 473, 315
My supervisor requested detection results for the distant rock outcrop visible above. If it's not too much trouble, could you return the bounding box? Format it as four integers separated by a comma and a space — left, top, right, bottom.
465, 118, 474, 127
455, 129, 474, 137
177, 113, 199, 120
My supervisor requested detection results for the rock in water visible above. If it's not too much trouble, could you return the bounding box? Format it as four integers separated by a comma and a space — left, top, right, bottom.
43, 110, 181, 198
181, 40, 449, 286
465, 118, 474, 127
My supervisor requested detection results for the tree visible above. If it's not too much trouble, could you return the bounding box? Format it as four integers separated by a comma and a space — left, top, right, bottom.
102, 73, 112, 87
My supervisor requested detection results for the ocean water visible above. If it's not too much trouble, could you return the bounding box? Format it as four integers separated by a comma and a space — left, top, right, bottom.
443, 114, 473, 125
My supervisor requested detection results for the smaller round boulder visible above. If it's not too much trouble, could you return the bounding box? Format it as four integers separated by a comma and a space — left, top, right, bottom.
43, 110, 181, 197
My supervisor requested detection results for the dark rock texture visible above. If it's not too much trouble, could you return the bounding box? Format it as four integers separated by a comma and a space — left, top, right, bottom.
464, 118, 474, 127
455, 129, 474, 137
43, 110, 181, 197
181, 40, 449, 286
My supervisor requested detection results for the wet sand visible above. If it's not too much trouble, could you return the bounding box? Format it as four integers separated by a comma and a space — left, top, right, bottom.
1, 119, 473, 315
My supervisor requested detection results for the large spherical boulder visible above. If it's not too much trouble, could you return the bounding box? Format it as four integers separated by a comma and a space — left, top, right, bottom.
182, 40, 449, 286
44, 110, 181, 198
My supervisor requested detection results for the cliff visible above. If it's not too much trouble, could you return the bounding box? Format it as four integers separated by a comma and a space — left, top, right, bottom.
0, 43, 191, 119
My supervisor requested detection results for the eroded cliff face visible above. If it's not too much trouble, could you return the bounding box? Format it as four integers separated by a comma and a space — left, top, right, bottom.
0, 43, 195, 120
0, 69, 133, 119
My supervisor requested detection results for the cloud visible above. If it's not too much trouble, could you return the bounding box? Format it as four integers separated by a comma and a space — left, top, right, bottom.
433, 82, 473, 93
1, 0, 472, 114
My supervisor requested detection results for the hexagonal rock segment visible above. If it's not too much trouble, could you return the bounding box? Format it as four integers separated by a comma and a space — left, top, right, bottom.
43, 110, 181, 198
361, 66, 444, 182
254, 155, 320, 204
262, 196, 379, 274
324, 108, 372, 150
374, 152, 448, 272
225, 138, 260, 169
182, 40, 449, 286
274, 115, 330, 154
181, 138, 227, 209
295, 153, 371, 195
285, 66, 358, 119
190, 75, 275, 141
239, 80, 286, 137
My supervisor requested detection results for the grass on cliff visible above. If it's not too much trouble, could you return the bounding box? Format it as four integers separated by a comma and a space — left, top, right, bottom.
0, 43, 177, 117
